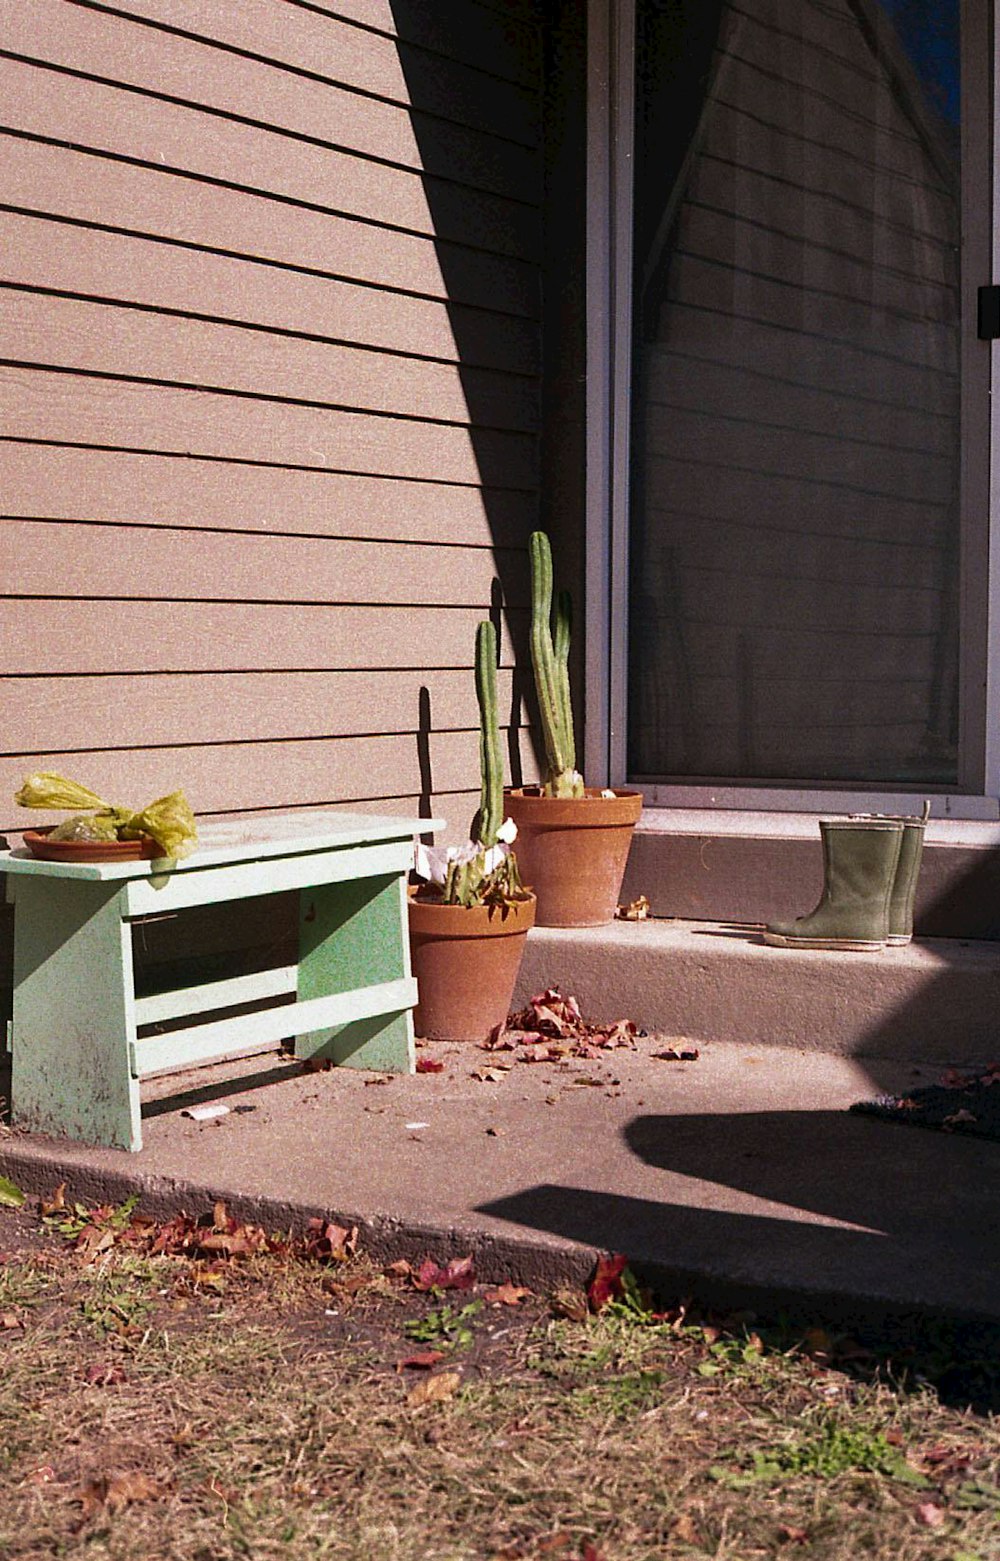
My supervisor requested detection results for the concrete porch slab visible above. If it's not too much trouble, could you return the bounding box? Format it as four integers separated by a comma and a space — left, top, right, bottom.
514, 920, 1000, 1066
2, 1034, 999, 1333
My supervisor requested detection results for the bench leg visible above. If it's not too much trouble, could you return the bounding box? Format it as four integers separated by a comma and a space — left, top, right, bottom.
295, 874, 414, 1073
9, 877, 142, 1151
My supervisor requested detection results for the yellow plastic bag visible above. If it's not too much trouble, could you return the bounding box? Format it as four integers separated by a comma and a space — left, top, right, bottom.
15, 773, 109, 812
15, 773, 198, 860
122, 792, 198, 860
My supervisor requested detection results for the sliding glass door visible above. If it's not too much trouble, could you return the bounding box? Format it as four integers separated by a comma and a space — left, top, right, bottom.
627, 0, 972, 789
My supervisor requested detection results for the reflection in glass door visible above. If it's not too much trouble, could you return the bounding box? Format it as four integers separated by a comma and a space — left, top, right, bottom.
627, 0, 962, 785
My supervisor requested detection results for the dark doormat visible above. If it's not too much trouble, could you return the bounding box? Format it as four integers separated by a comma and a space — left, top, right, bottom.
850, 1063, 1000, 1143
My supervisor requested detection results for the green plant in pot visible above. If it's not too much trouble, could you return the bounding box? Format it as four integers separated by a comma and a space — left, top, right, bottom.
408, 620, 536, 1041
504, 531, 643, 927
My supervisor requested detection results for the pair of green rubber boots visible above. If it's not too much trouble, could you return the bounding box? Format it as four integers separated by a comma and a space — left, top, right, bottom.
763, 805, 930, 951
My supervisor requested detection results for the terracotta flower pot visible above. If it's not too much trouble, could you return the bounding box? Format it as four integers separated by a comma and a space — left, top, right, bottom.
408, 892, 536, 1042
504, 788, 643, 927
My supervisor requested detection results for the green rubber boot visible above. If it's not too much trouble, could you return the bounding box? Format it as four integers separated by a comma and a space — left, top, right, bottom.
763, 819, 904, 951
875, 802, 930, 946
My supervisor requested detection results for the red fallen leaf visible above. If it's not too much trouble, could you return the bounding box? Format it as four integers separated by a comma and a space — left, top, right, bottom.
915, 1502, 945, 1528
921, 1441, 981, 1474
484, 1282, 532, 1306
411, 1255, 476, 1292
84, 1362, 127, 1387
304, 1219, 358, 1261
587, 1252, 629, 1312
416, 1057, 445, 1074
386, 1259, 414, 1279
397, 1350, 448, 1371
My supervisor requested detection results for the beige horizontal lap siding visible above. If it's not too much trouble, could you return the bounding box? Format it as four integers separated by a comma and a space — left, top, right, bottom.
1, 0, 544, 843
1, 601, 529, 675
0, 729, 541, 833
1, 445, 533, 546
0, 139, 538, 315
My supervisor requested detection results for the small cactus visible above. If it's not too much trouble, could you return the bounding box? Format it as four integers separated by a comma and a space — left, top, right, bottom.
475, 619, 502, 848
430, 620, 524, 908
529, 531, 585, 798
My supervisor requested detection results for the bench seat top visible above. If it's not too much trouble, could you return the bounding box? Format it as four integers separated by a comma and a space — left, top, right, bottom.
0, 809, 443, 881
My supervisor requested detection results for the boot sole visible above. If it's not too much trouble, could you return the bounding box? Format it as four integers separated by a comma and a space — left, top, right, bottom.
762, 931, 885, 951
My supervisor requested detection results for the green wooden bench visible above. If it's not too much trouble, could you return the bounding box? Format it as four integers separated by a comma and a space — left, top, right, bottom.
2, 811, 437, 1151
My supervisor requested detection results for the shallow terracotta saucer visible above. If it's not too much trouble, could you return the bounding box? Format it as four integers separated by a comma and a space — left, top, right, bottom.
22, 827, 159, 863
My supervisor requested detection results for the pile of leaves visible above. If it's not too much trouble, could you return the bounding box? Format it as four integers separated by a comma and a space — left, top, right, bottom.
484, 987, 640, 1062
39, 1183, 359, 1270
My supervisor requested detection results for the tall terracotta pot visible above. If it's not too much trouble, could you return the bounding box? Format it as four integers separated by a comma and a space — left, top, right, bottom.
504, 788, 643, 927
408, 892, 536, 1041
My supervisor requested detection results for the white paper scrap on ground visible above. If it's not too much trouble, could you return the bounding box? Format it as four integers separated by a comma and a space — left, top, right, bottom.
181, 1103, 230, 1121
405, 1121, 430, 1131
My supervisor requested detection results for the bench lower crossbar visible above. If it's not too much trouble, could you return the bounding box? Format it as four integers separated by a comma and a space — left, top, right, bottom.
130, 975, 418, 1079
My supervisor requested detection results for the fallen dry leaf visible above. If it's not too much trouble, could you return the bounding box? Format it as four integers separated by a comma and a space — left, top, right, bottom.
587, 1252, 629, 1312
914, 1502, 946, 1528
472, 1066, 510, 1083
550, 1288, 588, 1322
39, 1182, 66, 1217
398, 1350, 448, 1371
484, 1282, 532, 1306
673, 1512, 701, 1543
921, 1441, 982, 1476
778, 1524, 810, 1544
83, 1362, 127, 1387
1, 1310, 25, 1331
76, 1226, 116, 1264
416, 1057, 445, 1074
407, 1370, 461, 1408
616, 894, 650, 920
943, 1108, 977, 1128
78, 1471, 172, 1520
25, 1466, 56, 1486
652, 1044, 700, 1062
305, 1219, 358, 1262
412, 1255, 476, 1292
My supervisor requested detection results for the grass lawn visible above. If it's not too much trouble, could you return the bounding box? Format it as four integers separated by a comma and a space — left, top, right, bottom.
0, 1194, 998, 1560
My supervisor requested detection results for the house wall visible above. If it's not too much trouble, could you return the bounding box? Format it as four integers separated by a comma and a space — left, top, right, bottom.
0, 0, 547, 842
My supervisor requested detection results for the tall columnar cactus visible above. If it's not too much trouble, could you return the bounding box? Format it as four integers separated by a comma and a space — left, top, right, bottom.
475, 618, 502, 848
440, 619, 523, 906
529, 531, 585, 798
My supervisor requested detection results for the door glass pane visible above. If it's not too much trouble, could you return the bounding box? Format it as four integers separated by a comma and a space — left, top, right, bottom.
628, 0, 961, 784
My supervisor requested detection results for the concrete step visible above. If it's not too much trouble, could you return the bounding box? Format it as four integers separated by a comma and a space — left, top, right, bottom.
514, 918, 1000, 1067
621, 809, 1000, 940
